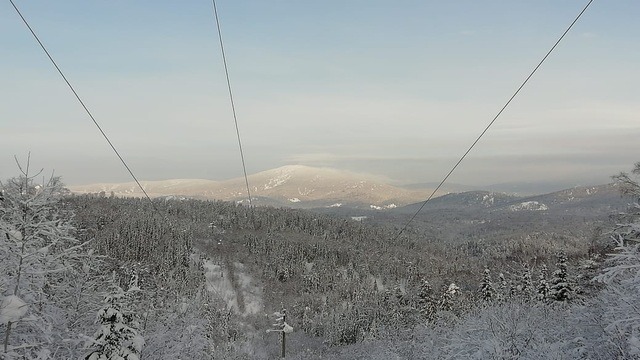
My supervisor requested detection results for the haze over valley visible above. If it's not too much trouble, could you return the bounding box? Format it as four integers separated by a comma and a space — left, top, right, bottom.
69, 164, 622, 211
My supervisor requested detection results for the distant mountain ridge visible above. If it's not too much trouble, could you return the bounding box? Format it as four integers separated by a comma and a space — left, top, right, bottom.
404, 180, 593, 196
69, 166, 624, 213
393, 184, 626, 216
69, 165, 435, 209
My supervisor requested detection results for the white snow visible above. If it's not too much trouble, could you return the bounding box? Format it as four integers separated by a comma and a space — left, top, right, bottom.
446, 283, 460, 295
351, 216, 368, 221
203, 260, 263, 317
8, 230, 22, 241
328, 203, 342, 208
370, 204, 397, 210
203, 261, 239, 312
297, 187, 314, 196
288, 198, 301, 203
481, 194, 495, 206
283, 323, 294, 333
0, 295, 28, 324
263, 172, 292, 190
509, 201, 549, 212
235, 263, 263, 316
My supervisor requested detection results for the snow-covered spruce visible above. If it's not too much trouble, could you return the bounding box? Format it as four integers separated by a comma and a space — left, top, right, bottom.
537, 264, 550, 301
480, 269, 495, 302
85, 280, 144, 360
549, 252, 572, 302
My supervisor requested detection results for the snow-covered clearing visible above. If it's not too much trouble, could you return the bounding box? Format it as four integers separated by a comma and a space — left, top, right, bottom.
203, 260, 263, 317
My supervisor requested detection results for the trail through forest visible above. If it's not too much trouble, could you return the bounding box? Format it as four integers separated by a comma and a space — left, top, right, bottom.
202, 258, 263, 317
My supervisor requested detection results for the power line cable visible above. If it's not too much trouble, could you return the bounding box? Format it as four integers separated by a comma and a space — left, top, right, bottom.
211, 0, 253, 207
393, 0, 595, 241
8, 0, 156, 207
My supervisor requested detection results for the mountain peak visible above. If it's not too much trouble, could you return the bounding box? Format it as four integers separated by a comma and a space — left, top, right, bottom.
69, 165, 433, 209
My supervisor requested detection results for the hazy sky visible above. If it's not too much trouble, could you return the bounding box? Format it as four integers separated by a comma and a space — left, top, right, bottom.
1, 1, 638, 187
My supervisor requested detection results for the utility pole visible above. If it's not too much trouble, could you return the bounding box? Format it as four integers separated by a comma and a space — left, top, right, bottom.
281, 310, 286, 358
267, 307, 293, 358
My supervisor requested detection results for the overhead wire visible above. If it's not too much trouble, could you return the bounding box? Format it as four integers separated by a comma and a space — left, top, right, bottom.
392, 0, 595, 241
9, 0, 594, 223
211, 0, 253, 207
8, 0, 156, 208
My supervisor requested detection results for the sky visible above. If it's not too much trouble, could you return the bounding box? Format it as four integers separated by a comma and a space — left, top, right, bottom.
1, 0, 639, 188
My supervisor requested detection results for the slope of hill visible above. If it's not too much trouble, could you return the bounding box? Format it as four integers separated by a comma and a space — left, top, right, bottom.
68, 178, 221, 197
402, 180, 588, 196
69, 165, 434, 209
412, 191, 520, 211
507, 184, 625, 215
393, 184, 625, 215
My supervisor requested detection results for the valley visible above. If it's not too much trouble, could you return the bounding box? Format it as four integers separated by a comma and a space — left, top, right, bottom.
2, 165, 638, 359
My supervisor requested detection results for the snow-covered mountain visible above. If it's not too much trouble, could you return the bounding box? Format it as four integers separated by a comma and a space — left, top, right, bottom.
68, 165, 434, 209
393, 184, 625, 216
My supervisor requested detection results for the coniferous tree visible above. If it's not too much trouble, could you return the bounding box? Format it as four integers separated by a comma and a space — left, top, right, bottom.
416, 278, 436, 320
85, 277, 144, 360
549, 253, 572, 302
480, 269, 495, 302
537, 264, 550, 301
518, 264, 534, 300
497, 273, 508, 303
439, 283, 460, 312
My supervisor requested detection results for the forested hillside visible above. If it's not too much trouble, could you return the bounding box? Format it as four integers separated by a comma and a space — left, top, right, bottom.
2, 163, 640, 358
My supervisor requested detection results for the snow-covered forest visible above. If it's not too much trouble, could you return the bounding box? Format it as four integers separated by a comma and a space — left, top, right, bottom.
2, 161, 640, 359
